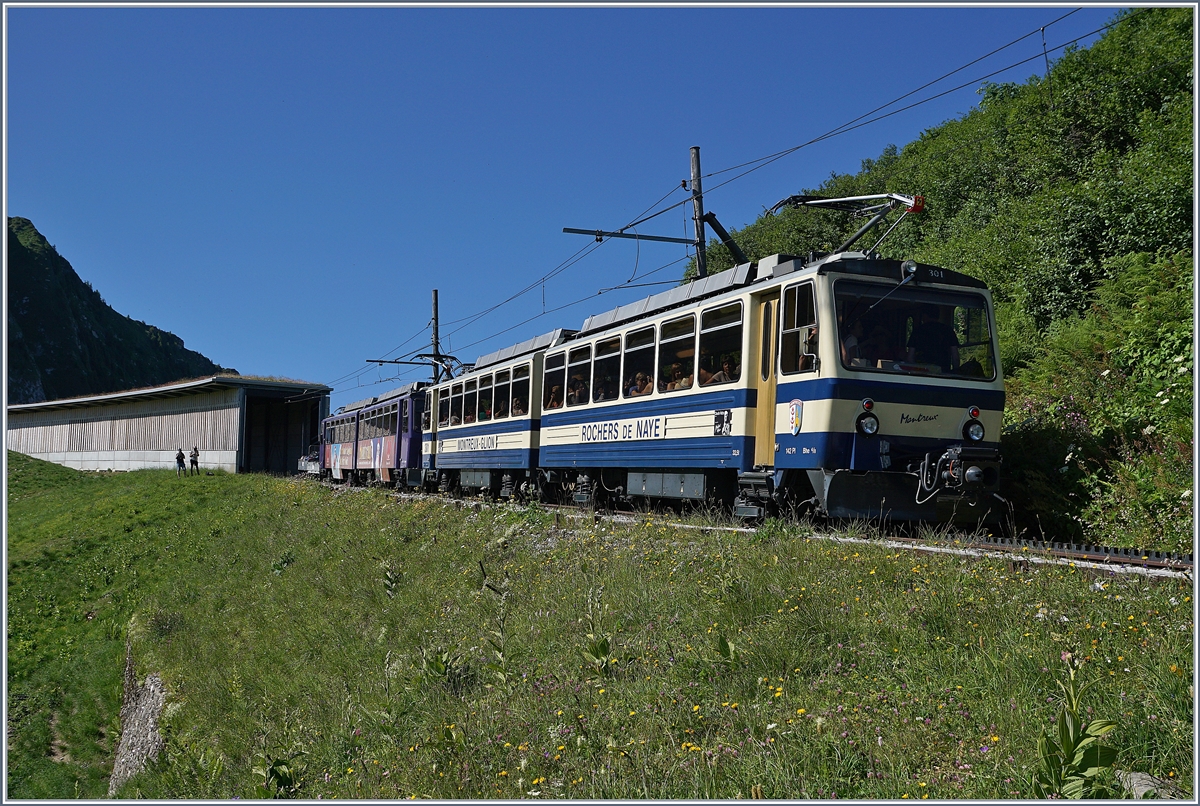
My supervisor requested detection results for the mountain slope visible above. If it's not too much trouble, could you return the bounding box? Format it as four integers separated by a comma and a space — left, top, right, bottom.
7, 216, 236, 404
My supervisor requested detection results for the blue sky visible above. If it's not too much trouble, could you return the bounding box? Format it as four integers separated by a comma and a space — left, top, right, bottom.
5, 4, 1118, 411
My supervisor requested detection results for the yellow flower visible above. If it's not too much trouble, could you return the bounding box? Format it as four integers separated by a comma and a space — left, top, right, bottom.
797, 708, 806, 714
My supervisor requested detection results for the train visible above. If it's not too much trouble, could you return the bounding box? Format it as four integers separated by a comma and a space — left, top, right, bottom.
308, 193, 1006, 525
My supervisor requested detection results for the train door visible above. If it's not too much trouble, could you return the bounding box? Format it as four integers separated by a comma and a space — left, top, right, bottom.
753, 292, 780, 468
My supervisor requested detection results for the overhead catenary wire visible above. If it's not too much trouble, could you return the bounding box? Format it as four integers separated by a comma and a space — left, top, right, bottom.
619, 10, 1134, 233
326, 9, 1133, 398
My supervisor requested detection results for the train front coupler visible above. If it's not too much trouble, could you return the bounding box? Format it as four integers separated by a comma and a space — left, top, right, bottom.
917, 445, 1001, 501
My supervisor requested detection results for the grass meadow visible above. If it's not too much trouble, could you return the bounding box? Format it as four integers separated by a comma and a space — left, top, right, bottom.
6, 450, 1193, 798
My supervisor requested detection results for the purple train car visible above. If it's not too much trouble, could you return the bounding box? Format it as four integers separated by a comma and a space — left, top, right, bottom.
319, 382, 428, 487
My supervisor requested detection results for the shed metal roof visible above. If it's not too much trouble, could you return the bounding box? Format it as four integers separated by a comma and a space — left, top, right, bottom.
7, 376, 331, 414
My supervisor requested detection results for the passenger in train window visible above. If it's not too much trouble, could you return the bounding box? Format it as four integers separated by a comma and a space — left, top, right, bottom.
860, 324, 892, 364
493, 397, 507, 418
511, 397, 526, 416
567, 378, 587, 406
628, 373, 651, 396
546, 385, 564, 409
666, 362, 692, 391
706, 355, 738, 384
841, 319, 864, 364
907, 305, 959, 371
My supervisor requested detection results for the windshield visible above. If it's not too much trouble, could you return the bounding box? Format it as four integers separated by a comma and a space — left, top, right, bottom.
834, 279, 996, 380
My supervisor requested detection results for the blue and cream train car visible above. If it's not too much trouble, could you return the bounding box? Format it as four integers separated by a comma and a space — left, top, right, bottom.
537, 265, 756, 506
320, 382, 428, 486
425, 329, 572, 497
533, 250, 1004, 522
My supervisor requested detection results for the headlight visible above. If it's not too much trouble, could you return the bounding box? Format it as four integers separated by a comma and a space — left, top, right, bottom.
963, 420, 985, 441
856, 413, 880, 436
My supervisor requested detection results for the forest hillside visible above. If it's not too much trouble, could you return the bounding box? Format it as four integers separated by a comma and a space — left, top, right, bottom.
685, 7, 1193, 549
7, 216, 235, 404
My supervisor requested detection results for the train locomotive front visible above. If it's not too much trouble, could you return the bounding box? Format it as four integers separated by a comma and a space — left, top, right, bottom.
735, 253, 1005, 524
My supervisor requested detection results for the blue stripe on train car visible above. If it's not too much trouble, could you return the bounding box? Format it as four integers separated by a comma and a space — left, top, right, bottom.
427, 419, 539, 470
435, 448, 537, 470
776, 377, 1005, 410
775, 429, 1001, 471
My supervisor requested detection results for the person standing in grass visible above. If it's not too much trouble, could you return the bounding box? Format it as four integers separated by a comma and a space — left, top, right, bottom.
175, 448, 186, 478
189, 446, 200, 476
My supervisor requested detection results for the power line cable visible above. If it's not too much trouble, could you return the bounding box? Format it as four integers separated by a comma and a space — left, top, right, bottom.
328, 10, 1136, 394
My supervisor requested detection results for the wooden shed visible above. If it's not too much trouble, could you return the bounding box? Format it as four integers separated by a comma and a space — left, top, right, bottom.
6, 376, 330, 474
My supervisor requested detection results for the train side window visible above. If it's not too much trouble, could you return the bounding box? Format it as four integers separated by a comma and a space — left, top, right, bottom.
623, 327, 656, 398
478, 375, 493, 421
450, 383, 463, 425
566, 346, 591, 406
511, 364, 530, 416
464, 379, 478, 424
781, 282, 818, 374
698, 302, 743, 386
493, 370, 511, 419
592, 337, 621, 402
437, 389, 450, 427
543, 354, 566, 410
658, 315, 696, 393
398, 402, 406, 436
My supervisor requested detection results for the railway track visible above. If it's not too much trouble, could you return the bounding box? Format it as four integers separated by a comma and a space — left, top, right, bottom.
523, 501, 1193, 578
332, 481, 1193, 579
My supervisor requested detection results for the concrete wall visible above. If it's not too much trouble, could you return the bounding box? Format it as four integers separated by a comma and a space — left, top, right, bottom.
18, 449, 239, 473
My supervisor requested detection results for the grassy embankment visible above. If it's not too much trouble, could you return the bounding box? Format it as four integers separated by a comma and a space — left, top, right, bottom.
6, 451, 1193, 798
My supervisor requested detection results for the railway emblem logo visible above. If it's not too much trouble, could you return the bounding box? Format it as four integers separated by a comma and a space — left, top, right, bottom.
789, 399, 804, 436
